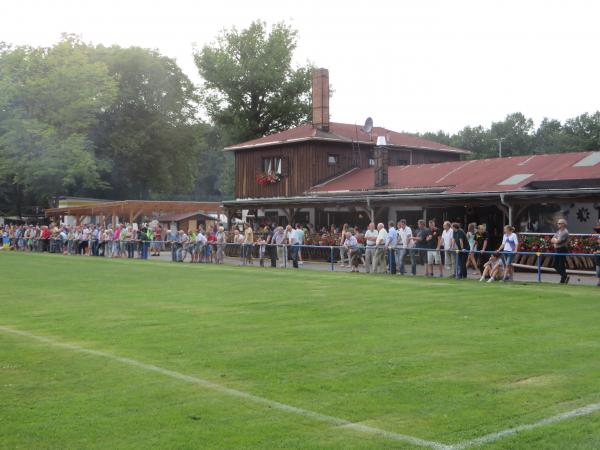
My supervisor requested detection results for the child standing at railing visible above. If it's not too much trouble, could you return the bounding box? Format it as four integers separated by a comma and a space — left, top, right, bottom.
257, 236, 267, 267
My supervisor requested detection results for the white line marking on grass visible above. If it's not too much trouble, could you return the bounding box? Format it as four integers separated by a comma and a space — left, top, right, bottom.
0, 325, 449, 450
3, 325, 598, 449
449, 402, 600, 449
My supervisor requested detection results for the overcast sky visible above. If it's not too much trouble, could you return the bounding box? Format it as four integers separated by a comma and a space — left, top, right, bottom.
2, 0, 599, 134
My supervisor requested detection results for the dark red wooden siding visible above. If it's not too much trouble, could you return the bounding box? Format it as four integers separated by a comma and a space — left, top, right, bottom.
234, 142, 461, 198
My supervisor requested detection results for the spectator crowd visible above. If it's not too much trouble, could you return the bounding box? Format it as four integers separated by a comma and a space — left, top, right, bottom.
2, 218, 600, 286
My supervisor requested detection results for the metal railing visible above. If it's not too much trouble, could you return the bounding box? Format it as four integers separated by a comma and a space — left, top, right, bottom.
4, 237, 599, 284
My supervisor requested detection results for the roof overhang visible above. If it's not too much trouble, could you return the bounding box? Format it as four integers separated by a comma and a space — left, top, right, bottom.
224, 137, 471, 154
45, 200, 223, 218
222, 188, 600, 210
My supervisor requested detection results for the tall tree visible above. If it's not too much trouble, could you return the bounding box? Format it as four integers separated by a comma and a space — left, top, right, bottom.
419, 130, 451, 146
195, 20, 312, 145
90, 45, 201, 199
562, 112, 600, 151
534, 118, 569, 154
489, 112, 535, 157
450, 125, 493, 158
0, 37, 116, 215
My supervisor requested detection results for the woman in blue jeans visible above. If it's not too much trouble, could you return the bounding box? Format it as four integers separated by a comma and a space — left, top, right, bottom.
497, 225, 519, 281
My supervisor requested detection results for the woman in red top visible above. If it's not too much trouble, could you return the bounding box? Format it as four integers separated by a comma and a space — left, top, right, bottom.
207, 227, 217, 263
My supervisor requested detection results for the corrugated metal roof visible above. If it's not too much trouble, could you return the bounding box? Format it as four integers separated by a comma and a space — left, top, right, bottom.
224, 122, 470, 154
311, 151, 600, 194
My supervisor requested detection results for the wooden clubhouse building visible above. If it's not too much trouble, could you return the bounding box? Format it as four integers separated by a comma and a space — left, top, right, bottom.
223, 69, 600, 236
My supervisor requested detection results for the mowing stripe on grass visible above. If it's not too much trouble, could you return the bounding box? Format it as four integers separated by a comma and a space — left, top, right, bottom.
450, 402, 600, 449
0, 325, 450, 450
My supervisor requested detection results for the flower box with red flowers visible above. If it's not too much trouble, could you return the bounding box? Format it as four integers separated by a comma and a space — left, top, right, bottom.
256, 172, 281, 186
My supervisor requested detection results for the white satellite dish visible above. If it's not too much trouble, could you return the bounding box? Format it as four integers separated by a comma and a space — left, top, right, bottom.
362, 117, 373, 133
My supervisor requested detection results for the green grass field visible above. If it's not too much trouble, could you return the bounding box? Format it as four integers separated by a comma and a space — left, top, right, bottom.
1, 252, 599, 449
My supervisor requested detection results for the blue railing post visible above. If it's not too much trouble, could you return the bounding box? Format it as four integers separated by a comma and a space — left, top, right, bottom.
330, 246, 334, 271
536, 252, 542, 283
455, 249, 460, 279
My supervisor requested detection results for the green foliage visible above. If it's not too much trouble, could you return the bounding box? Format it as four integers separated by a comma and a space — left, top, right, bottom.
449, 125, 494, 156
195, 21, 312, 144
563, 111, 600, 151
490, 112, 534, 156
0, 37, 228, 213
0, 38, 116, 213
422, 111, 600, 159
90, 45, 201, 199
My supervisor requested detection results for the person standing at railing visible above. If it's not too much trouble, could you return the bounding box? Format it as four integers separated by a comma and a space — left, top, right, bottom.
466, 223, 478, 274
288, 224, 300, 269
364, 222, 378, 274
397, 219, 414, 275
263, 225, 275, 268
186, 228, 196, 262
166, 228, 177, 262
111, 225, 120, 258
273, 226, 287, 268
243, 223, 254, 265
387, 221, 398, 274
91, 225, 100, 256
83, 224, 92, 256
374, 223, 388, 274
439, 221, 453, 276
206, 227, 216, 263
427, 219, 443, 277
66, 226, 75, 255
151, 224, 162, 257
294, 223, 305, 267
497, 225, 518, 282
551, 218, 570, 284
233, 229, 243, 264
215, 226, 226, 264
257, 235, 267, 267
103, 227, 112, 257
411, 220, 430, 276
195, 228, 206, 263
474, 224, 489, 276
452, 223, 470, 279
58, 227, 67, 255
339, 224, 351, 268
125, 226, 135, 259
139, 226, 150, 260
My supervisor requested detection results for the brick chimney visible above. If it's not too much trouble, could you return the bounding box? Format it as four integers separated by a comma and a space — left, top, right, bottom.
312, 68, 329, 132
374, 136, 389, 188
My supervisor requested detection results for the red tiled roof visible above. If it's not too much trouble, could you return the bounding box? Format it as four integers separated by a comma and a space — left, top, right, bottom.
224, 122, 469, 154
311, 152, 600, 194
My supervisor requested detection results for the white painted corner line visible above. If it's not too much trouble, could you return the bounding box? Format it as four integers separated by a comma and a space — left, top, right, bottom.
0, 325, 448, 450
450, 402, 600, 449
2, 325, 598, 450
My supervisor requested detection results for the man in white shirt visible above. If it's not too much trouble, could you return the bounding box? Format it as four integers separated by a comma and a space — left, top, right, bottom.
290, 223, 303, 268
396, 219, 414, 275
440, 221, 455, 276
363, 222, 378, 274
374, 223, 388, 273
293, 223, 305, 266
